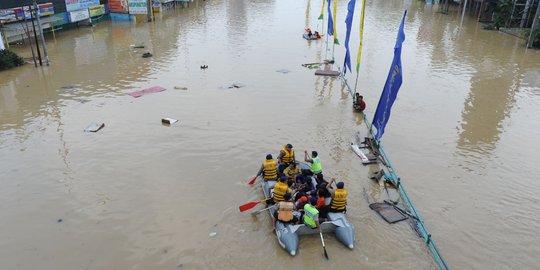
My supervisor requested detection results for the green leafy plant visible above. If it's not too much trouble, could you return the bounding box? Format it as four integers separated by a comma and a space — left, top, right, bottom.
492, 0, 513, 29
0, 49, 25, 71
524, 26, 540, 48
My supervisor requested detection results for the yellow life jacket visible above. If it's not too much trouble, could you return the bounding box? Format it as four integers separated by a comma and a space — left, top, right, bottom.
263, 159, 277, 180
277, 201, 294, 222
281, 146, 295, 164
273, 181, 288, 203
330, 188, 348, 211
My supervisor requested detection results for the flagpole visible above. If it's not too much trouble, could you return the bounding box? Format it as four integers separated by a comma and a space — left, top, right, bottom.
353, 0, 366, 96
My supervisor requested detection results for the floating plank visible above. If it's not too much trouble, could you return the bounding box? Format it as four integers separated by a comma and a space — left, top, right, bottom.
315, 70, 340, 76
84, 122, 105, 132
128, 86, 166, 98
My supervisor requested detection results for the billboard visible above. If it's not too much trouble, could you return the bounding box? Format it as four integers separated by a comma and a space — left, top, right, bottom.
0, 3, 54, 23
89, 4, 105, 17
109, 0, 129, 13
69, 8, 90, 22
128, 0, 147, 14
65, 0, 100, 12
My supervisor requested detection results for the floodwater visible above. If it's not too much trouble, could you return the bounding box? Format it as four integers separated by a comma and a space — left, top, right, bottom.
1, 0, 540, 269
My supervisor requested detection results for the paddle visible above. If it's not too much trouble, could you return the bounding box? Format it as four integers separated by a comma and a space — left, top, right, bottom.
239, 199, 267, 212
319, 232, 329, 260
251, 205, 273, 216
248, 175, 258, 185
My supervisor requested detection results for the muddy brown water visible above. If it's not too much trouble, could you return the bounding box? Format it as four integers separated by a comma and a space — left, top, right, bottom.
1, 0, 540, 269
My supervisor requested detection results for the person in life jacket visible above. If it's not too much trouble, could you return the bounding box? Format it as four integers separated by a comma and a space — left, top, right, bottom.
353, 93, 366, 112
314, 31, 321, 38
303, 196, 321, 231
272, 193, 298, 231
303, 150, 323, 177
278, 144, 295, 175
272, 176, 292, 204
319, 179, 348, 219
257, 154, 278, 181
283, 162, 301, 182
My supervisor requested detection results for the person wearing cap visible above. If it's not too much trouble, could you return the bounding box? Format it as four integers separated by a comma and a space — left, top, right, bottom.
272, 193, 298, 230
319, 179, 348, 219
303, 196, 321, 231
303, 150, 323, 177
272, 176, 292, 204
278, 144, 295, 175
257, 154, 277, 181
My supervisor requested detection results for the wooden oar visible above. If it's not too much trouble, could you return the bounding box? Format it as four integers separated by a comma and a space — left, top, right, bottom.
319, 232, 329, 260
239, 199, 266, 212
251, 205, 273, 216
248, 175, 258, 185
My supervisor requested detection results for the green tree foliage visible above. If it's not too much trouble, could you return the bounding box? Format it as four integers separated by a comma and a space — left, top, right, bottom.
524, 26, 540, 48
0, 49, 25, 71
492, 0, 513, 29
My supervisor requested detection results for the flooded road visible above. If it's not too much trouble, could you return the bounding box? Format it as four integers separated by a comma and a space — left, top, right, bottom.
1, 0, 540, 269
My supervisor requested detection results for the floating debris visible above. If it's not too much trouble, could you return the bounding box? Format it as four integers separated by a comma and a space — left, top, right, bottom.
128, 86, 166, 98
174, 86, 188, 90
276, 69, 290, 74
209, 232, 217, 237
57, 219, 63, 223
142, 52, 153, 58
227, 83, 246, 89
161, 118, 178, 125
131, 44, 145, 49
61, 84, 82, 89
200, 65, 208, 69
84, 122, 105, 132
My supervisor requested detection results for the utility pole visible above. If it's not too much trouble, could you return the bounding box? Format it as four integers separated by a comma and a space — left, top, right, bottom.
29, 7, 42, 66
33, 1, 50, 66
527, 2, 540, 48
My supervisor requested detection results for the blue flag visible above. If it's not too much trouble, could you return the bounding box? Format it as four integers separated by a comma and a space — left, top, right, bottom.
372, 10, 407, 140
343, 0, 356, 75
327, 0, 334, 36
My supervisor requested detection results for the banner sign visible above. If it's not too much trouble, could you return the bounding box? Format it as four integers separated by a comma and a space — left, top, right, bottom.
89, 5, 105, 17
69, 8, 90, 22
0, 3, 54, 23
65, 0, 100, 12
109, 0, 129, 13
128, 0, 148, 14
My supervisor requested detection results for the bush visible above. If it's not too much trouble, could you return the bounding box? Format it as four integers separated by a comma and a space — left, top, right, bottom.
0, 49, 25, 71
524, 26, 540, 48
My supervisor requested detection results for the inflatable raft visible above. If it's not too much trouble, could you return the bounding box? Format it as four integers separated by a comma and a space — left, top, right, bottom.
262, 163, 355, 256
303, 33, 320, 40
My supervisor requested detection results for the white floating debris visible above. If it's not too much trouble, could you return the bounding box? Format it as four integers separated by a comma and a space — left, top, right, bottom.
84, 122, 105, 132
161, 118, 178, 125
209, 232, 217, 237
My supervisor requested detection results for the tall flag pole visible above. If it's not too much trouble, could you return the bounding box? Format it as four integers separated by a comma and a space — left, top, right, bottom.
318, 0, 325, 20
319, 0, 325, 34
352, 0, 366, 96
333, 0, 339, 45
371, 10, 407, 140
326, 0, 333, 60
343, 0, 356, 75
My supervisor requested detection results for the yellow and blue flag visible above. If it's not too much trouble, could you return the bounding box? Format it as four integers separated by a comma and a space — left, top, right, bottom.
372, 10, 407, 140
